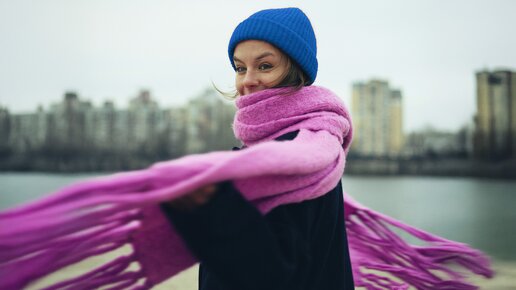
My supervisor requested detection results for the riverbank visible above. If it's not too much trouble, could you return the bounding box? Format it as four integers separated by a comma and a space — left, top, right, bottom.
345, 157, 516, 179
1, 155, 515, 179
159, 261, 516, 289
26, 251, 516, 290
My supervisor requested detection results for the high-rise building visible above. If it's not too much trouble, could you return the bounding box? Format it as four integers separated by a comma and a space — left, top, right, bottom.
351, 79, 404, 157
185, 88, 237, 153
474, 69, 516, 160
47, 91, 93, 150
128, 89, 162, 149
0, 107, 10, 151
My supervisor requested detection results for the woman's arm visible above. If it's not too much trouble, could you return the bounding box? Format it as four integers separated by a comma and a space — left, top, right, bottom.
161, 181, 308, 290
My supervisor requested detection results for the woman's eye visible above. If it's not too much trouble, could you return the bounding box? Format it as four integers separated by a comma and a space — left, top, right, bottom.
259, 63, 273, 70
235, 66, 246, 73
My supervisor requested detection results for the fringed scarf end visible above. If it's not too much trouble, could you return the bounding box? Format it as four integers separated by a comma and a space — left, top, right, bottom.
345, 197, 494, 289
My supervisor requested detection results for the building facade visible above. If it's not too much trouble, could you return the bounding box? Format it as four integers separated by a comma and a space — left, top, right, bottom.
351, 79, 404, 157
0, 88, 238, 170
474, 69, 516, 160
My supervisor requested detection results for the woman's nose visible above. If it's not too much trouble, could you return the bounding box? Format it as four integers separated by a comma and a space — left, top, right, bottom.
243, 71, 259, 87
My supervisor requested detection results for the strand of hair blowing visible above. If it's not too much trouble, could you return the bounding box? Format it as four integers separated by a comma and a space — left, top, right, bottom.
0, 86, 492, 290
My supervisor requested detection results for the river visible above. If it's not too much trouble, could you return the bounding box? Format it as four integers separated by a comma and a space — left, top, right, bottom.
1, 173, 515, 261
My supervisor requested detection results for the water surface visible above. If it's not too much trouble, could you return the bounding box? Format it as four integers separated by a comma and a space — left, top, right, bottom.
1, 173, 514, 260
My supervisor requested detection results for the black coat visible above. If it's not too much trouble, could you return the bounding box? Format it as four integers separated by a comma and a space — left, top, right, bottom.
161, 131, 354, 290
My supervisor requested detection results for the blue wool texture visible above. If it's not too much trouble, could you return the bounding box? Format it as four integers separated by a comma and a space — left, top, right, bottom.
228, 7, 318, 84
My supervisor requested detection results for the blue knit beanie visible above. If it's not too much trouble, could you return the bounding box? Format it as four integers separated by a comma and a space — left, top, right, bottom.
228, 7, 318, 85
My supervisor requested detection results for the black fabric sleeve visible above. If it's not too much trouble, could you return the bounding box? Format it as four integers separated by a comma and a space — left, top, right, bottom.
160, 181, 307, 290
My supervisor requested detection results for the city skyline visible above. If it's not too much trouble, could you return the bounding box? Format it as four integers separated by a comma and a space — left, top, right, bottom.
2, 68, 514, 174
1, 0, 515, 132
0, 69, 506, 136
0, 89, 239, 172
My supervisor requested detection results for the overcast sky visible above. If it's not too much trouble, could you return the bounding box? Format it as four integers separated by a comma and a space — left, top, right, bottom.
0, 0, 515, 132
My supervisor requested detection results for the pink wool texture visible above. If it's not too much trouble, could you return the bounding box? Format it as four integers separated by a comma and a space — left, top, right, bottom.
0, 86, 492, 289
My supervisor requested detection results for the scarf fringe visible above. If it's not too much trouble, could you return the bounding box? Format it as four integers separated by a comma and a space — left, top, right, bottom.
345, 197, 494, 289
3, 192, 495, 290
40, 254, 145, 290
0, 205, 145, 290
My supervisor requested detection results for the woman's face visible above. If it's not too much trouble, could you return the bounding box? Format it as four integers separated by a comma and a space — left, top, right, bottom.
233, 40, 289, 96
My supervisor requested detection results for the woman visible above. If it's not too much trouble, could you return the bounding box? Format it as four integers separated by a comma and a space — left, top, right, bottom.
162, 7, 356, 290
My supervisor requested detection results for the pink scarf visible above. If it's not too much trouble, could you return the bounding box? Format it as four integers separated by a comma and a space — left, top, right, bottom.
0, 86, 492, 289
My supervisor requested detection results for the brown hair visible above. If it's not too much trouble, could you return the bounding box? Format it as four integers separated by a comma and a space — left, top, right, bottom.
274, 57, 310, 90
214, 55, 309, 100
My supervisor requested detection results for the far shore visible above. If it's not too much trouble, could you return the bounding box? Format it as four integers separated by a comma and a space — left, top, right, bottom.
1, 156, 516, 180
345, 157, 516, 179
